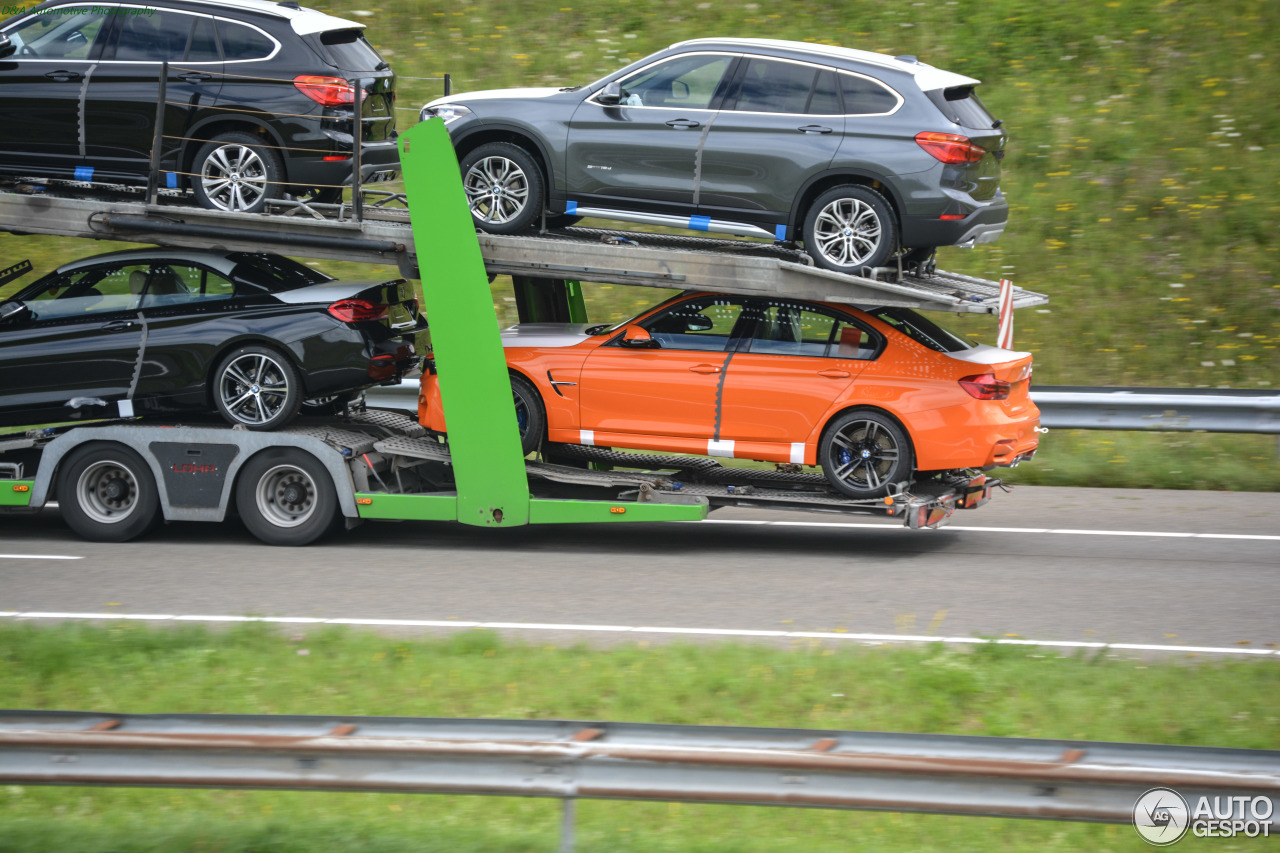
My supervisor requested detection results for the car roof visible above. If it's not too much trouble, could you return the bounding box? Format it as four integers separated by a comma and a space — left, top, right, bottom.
668, 38, 979, 91
54, 249, 248, 278
38, 0, 368, 36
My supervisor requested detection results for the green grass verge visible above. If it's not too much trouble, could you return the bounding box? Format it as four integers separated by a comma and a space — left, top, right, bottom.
1, 622, 1276, 851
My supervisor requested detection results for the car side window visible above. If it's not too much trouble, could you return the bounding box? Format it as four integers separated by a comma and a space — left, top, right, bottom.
146, 264, 236, 307
642, 297, 745, 352
733, 59, 817, 115
808, 70, 842, 116
838, 72, 900, 115
23, 265, 145, 320
747, 302, 876, 359
114, 10, 200, 63
3, 8, 109, 60
616, 54, 732, 110
216, 19, 275, 62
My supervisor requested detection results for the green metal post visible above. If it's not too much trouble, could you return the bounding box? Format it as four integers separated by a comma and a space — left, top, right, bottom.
398, 120, 529, 527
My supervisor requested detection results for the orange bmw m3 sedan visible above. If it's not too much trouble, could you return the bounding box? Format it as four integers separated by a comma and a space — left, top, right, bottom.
418, 292, 1039, 498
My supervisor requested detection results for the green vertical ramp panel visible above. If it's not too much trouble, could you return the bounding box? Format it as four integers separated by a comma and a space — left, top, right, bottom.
399, 120, 530, 526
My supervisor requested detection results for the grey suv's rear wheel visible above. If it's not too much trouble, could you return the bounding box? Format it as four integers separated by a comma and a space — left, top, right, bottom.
192, 132, 284, 213
803, 185, 897, 274
460, 142, 544, 234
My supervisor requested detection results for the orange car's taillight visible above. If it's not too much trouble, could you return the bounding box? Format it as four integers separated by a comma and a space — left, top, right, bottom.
915, 131, 986, 164
294, 75, 356, 106
328, 299, 388, 323
959, 373, 1010, 400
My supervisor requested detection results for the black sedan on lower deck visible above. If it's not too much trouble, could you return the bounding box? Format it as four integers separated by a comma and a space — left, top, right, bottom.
0, 250, 423, 429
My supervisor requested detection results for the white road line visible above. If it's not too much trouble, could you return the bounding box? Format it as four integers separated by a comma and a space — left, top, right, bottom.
0, 611, 1274, 657
699, 518, 1280, 541
0, 554, 84, 560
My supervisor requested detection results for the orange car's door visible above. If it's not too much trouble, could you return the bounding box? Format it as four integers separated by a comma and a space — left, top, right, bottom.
719, 302, 874, 443
579, 296, 748, 439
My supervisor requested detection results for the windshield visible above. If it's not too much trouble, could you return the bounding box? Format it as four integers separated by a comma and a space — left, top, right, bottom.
585, 293, 688, 336
868, 307, 974, 353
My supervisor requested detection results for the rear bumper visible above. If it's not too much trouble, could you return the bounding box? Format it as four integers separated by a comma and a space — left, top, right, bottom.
899, 191, 1008, 249
909, 400, 1040, 471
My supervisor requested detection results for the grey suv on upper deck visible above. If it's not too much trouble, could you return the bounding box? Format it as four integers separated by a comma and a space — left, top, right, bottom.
421, 38, 1008, 274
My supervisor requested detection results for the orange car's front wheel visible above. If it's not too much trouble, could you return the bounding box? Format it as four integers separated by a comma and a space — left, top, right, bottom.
819, 410, 913, 499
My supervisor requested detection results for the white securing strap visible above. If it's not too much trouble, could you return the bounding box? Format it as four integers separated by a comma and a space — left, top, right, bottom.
707, 439, 735, 458
579, 430, 595, 446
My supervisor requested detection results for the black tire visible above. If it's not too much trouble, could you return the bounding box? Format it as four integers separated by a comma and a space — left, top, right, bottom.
459, 142, 544, 234
511, 373, 546, 456
212, 345, 303, 431
819, 409, 914, 498
55, 443, 161, 542
191, 131, 284, 213
235, 448, 339, 546
301, 391, 360, 417
802, 185, 897, 274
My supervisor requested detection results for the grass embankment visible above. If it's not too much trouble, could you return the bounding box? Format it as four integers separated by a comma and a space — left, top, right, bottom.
0, 623, 1277, 852
2, 0, 1277, 488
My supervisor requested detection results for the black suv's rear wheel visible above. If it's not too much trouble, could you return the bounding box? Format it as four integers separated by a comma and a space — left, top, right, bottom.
460, 142, 544, 234
803, 185, 897, 274
192, 132, 284, 213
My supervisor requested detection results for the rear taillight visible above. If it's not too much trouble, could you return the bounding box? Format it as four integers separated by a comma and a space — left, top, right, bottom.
328, 299, 388, 323
915, 131, 986, 165
959, 373, 1010, 400
294, 75, 355, 106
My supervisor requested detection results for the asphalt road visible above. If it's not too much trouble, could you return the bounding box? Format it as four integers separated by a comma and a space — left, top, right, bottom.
2, 486, 1277, 652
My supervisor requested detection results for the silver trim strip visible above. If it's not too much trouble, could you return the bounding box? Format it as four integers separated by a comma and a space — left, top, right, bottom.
568, 206, 778, 240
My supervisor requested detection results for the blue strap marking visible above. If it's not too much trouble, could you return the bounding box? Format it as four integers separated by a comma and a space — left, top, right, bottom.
165, 172, 178, 188
74, 166, 94, 182
774, 224, 787, 241
689, 215, 711, 231
565, 201, 578, 214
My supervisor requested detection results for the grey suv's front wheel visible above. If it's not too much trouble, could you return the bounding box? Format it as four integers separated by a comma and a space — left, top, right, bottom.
460, 142, 544, 234
803, 185, 897, 274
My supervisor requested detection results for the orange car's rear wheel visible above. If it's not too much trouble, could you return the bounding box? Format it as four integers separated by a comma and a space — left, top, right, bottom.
819, 410, 913, 498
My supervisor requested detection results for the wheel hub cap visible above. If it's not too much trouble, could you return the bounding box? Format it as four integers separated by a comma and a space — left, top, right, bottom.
103, 478, 126, 500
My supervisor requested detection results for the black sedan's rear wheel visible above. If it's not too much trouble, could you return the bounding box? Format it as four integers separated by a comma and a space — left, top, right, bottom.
460, 142, 544, 234
213, 345, 302, 431
803, 185, 897, 274
56, 443, 161, 542
819, 410, 913, 498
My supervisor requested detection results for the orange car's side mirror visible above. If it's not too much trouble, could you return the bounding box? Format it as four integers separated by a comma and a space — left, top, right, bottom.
618, 325, 656, 348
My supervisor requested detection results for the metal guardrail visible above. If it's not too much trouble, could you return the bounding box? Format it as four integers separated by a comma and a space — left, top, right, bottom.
365, 382, 1280, 436
2, 711, 1277, 851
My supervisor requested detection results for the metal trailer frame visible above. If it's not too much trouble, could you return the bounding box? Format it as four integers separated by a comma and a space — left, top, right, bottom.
0, 119, 1021, 542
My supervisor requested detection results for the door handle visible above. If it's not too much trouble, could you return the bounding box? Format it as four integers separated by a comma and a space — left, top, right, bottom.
178, 72, 212, 83
689, 364, 721, 374
101, 320, 136, 332
665, 119, 701, 129
45, 70, 82, 82
818, 368, 850, 379
798, 124, 833, 134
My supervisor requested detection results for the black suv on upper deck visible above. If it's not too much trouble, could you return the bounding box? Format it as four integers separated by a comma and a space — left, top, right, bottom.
0, 0, 398, 212
422, 38, 1008, 274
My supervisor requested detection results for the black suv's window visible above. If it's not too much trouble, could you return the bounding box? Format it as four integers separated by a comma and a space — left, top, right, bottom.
115, 10, 212, 63
316, 29, 385, 71
4, 7, 109, 60
187, 16, 221, 62
617, 54, 732, 110
216, 19, 276, 62
838, 72, 900, 115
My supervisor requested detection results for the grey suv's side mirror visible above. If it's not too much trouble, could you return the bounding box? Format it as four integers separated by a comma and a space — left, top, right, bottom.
597, 81, 621, 106
0, 301, 30, 324
0, 34, 13, 60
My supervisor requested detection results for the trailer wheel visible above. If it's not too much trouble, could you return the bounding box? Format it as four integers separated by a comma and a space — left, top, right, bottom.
56, 443, 161, 542
235, 449, 339, 546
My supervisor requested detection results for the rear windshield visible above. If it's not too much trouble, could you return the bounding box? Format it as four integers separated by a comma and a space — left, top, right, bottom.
226, 253, 334, 292
313, 29, 386, 71
928, 86, 997, 129
868, 307, 973, 353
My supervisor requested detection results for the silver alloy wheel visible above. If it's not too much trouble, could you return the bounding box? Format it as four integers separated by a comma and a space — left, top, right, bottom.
828, 418, 901, 492
463, 155, 530, 224
813, 197, 883, 268
75, 459, 140, 525
199, 144, 269, 212
218, 352, 291, 426
254, 464, 318, 529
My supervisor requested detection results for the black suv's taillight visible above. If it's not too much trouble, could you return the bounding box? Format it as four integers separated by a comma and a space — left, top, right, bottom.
915, 132, 986, 165
294, 76, 355, 106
